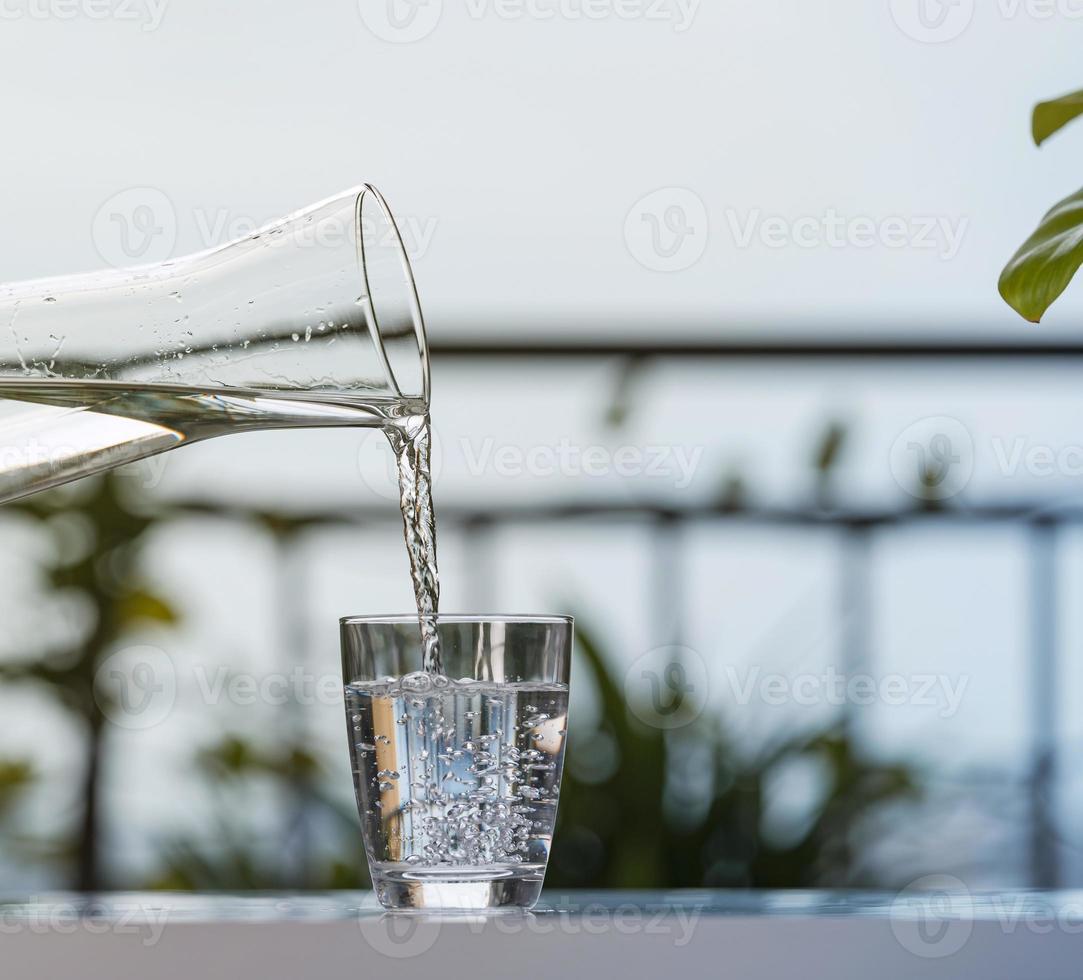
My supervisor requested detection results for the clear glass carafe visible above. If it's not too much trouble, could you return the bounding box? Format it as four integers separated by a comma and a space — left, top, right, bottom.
0, 184, 429, 503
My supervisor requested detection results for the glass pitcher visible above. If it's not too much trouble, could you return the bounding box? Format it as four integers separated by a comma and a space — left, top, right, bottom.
0, 184, 429, 503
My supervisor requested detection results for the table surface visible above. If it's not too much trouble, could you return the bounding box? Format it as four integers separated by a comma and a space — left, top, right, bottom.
1, 890, 1081, 980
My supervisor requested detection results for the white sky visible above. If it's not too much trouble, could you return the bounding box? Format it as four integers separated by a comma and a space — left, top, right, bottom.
1, 0, 1083, 336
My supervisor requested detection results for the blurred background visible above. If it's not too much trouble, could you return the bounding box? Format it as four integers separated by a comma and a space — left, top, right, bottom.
1, 0, 1083, 894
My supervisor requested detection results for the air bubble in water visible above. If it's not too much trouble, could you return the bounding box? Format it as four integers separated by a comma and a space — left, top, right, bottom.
401, 671, 434, 694
345, 678, 568, 870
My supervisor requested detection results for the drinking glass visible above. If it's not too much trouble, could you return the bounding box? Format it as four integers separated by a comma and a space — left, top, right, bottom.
341, 615, 573, 912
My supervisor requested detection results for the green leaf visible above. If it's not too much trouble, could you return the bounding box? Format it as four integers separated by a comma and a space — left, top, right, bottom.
0, 759, 35, 818
117, 589, 178, 625
0, 759, 34, 792
814, 421, 847, 474
1034, 89, 1083, 146
999, 187, 1083, 322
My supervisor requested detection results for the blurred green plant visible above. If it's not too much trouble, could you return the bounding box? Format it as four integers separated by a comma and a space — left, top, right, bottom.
145, 622, 917, 893
1001, 88, 1083, 322
0, 758, 46, 877
0, 759, 35, 831
0, 473, 177, 890
147, 734, 367, 891
0, 470, 920, 893
0, 758, 33, 809
547, 623, 918, 889
813, 420, 848, 510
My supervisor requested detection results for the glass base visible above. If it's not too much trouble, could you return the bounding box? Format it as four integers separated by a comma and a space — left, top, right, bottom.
372, 863, 546, 912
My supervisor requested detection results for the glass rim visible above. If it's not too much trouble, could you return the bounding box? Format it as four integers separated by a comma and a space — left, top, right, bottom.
356, 183, 431, 406
340, 613, 574, 627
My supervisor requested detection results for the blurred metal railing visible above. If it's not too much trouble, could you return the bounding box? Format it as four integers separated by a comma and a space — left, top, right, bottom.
429, 336, 1083, 360
195, 338, 1082, 887
437, 337, 1083, 887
